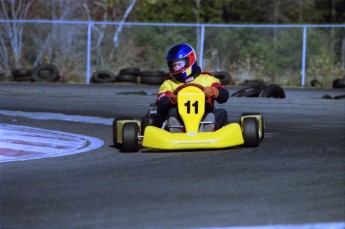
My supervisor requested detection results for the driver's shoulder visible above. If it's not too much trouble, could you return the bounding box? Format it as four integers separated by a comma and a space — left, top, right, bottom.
196, 72, 219, 84
200, 71, 213, 76
159, 78, 183, 91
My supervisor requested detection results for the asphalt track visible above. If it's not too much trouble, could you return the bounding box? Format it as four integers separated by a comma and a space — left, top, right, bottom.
0, 82, 344, 229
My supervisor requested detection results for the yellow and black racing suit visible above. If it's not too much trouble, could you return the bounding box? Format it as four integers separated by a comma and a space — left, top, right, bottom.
157, 68, 229, 129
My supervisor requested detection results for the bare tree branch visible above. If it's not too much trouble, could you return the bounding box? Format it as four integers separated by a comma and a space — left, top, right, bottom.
109, 0, 137, 60
0, 0, 34, 68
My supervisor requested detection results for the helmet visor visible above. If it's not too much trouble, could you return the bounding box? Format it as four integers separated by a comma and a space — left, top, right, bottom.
167, 57, 189, 74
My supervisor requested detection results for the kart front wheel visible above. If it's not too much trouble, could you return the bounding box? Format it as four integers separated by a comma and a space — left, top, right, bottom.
122, 122, 140, 152
112, 117, 133, 147
240, 113, 265, 141
242, 117, 260, 147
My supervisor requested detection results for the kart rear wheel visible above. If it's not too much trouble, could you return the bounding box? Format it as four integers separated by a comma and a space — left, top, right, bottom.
122, 122, 140, 152
140, 116, 150, 135
140, 115, 154, 135
242, 117, 260, 147
112, 117, 132, 147
141, 115, 163, 135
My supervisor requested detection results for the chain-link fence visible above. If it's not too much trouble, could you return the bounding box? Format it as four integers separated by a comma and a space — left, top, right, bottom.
0, 20, 344, 87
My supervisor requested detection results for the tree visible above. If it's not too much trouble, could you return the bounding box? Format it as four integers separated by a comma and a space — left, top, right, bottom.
0, 0, 34, 68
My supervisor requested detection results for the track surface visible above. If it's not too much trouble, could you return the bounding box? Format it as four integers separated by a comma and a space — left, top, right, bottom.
0, 82, 344, 228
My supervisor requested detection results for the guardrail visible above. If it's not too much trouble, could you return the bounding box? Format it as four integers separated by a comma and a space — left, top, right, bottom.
0, 19, 344, 86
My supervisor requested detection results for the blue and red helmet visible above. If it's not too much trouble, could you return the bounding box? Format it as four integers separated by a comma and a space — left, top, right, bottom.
166, 44, 198, 82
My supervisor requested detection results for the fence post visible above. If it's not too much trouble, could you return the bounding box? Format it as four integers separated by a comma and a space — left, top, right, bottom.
199, 24, 205, 69
341, 37, 345, 68
301, 26, 307, 86
86, 21, 92, 84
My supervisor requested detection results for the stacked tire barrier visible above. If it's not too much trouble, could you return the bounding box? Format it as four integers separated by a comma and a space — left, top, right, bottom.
116, 68, 141, 83
332, 78, 345, 89
10, 64, 60, 82
321, 78, 345, 100
6, 63, 343, 94
91, 68, 235, 85
91, 71, 116, 83
211, 71, 232, 85
231, 80, 286, 98
11, 69, 32, 81
91, 68, 167, 85
140, 71, 166, 85
31, 64, 60, 82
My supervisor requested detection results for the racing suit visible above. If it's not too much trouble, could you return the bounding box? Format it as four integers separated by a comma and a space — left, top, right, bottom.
157, 67, 229, 129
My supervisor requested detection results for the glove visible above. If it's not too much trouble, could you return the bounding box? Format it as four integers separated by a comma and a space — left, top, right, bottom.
169, 93, 177, 104
203, 86, 219, 98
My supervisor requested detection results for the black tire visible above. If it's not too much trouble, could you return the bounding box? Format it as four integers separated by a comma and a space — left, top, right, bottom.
32, 64, 59, 82
11, 68, 32, 81
91, 71, 116, 83
0, 71, 5, 81
259, 84, 286, 98
119, 67, 141, 76
122, 122, 140, 152
140, 115, 163, 135
116, 74, 138, 83
117, 68, 141, 83
242, 117, 260, 147
333, 95, 345, 100
239, 79, 265, 87
310, 79, 323, 88
112, 117, 133, 148
231, 84, 265, 97
140, 71, 166, 85
140, 116, 149, 135
322, 95, 333, 99
332, 79, 345, 89
212, 71, 231, 85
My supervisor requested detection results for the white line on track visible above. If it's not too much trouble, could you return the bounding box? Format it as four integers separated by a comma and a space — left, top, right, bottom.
0, 109, 113, 125
0, 110, 110, 163
195, 222, 345, 229
0, 118, 104, 163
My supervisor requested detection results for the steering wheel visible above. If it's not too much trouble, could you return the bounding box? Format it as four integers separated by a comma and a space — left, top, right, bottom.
173, 83, 205, 95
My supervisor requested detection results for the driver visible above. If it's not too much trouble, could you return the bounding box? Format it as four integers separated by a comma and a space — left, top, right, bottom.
157, 43, 229, 132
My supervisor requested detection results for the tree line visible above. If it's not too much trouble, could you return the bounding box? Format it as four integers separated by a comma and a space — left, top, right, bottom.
0, 0, 344, 86
130, 0, 345, 24
3, 0, 344, 24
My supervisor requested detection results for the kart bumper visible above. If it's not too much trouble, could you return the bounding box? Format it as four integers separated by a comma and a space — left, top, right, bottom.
142, 123, 244, 150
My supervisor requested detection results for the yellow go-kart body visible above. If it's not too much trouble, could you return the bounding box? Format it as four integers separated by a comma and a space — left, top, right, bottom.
142, 85, 245, 150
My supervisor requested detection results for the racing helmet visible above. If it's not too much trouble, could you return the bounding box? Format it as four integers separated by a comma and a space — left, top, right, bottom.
166, 44, 198, 82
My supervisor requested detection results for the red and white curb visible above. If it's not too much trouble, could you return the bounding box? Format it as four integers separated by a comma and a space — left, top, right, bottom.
0, 123, 104, 163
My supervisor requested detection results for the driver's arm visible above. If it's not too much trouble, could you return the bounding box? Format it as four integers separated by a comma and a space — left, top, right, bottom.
214, 84, 229, 103
157, 90, 176, 120
157, 81, 177, 118
206, 82, 229, 104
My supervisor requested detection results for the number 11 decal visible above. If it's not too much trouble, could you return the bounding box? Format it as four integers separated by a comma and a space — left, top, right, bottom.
184, 100, 199, 114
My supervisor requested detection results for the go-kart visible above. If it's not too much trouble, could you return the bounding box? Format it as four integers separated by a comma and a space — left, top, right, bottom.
113, 83, 264, 152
